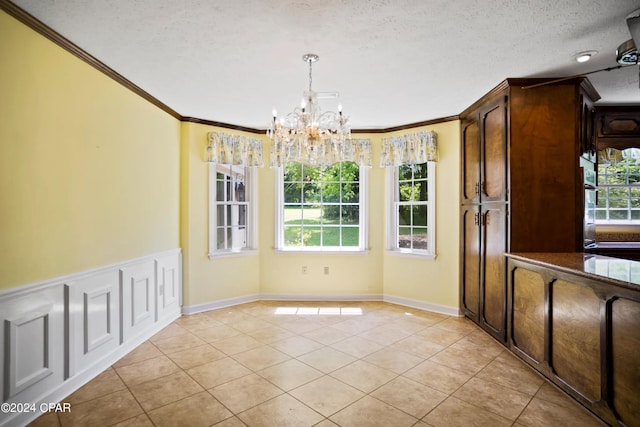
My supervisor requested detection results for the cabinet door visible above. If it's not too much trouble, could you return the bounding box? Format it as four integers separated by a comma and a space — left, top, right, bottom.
480, 98, 508, 203
481, 204, 508, 341
579, 93, 596, 162
461, 205, 480, 320
461, 119, 480, 204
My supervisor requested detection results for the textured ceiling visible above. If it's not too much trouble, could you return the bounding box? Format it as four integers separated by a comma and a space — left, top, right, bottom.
9, 0, 640, 129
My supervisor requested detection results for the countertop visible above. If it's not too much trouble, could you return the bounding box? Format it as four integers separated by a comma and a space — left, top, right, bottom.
506, 252, 640, 291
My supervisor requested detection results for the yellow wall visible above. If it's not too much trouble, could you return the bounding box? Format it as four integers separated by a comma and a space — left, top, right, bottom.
0, 10, 180, 289
382, 121, 461, 308
180, 123, 261, 306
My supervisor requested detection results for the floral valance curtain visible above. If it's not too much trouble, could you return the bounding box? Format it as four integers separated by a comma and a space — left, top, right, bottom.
269, 138, 372, 168
380, 130, 438, 167
206, 132, 264, 167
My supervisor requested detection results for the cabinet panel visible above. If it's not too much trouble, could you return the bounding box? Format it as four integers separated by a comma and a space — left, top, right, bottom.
461, 205, 480, 319
551, 279, 601, 401
611, 297, 640, 426
511, 267, 545, 363
462, 120, 480, 204
481, 205, 507, 337
481, 101, 507, 202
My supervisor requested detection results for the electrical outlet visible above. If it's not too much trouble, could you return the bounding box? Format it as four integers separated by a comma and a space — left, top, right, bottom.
324, 266, 329, 275
302, 266, 308, 274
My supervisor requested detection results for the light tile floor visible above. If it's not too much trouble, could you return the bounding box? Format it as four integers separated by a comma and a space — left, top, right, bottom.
30, 301, 606, 426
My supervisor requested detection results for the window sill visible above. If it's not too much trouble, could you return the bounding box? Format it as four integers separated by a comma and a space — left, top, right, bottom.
208, 249, 258, 259
385, 249, 437, 260
273, 248, 370, 256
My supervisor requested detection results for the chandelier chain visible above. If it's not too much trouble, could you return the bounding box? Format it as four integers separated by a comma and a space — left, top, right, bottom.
308, 59, 313, 92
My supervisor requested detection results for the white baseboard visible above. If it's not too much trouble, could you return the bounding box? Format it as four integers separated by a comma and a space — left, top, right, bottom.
383, 294, 462, 317
181, 294, 261, 315
182, 292, 460, 318
259, 293, 384, 302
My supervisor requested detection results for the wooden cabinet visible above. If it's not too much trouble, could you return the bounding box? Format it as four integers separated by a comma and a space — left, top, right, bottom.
507, 253, 640, 426
594, 105, 640, 150
461, 97, 508, 205
461, 204, 507, 342
460, 78, 600, 343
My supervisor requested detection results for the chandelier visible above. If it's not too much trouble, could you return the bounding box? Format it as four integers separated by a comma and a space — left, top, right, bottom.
268, 54, 359, 167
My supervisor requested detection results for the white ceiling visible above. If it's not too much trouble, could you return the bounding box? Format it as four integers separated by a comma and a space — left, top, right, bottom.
10, 0, 640, 129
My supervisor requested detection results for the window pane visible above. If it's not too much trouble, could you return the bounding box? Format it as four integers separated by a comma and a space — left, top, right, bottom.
303, 183, 321, 203
217, 228, 226, 249
609, 198, 628, 208
304, 204, 321, 225
414, 164, 428, 180
323, 227, 340, 246
610, 210, 628, 220
284, 183, 302, 203
234, 181, 246, 202
303, 165, 321, 181
305, 226, 322, 246
398, 165, 413, 181
632, 210, 640, 220
609, 188, 629, 198
342, 206, 359, 225
323, 183, 340, 203
284, 226, 302, 246
322, 205, 340, 224
399, 182, 412, 202
284, 162, 302, 182
398, 227, 411, 248
216, 179, 225, 201
340, 162, 359, 182
413, 205, 428, 227
595, 210, 607, 220
412, 228, 428, 249
398, 205, 411, 225
217, 205, 225, 226
342, 227, 359, 246
284, 206, 303, 224
238, 205, 247, 227
411, 182, 423, 201
342, 183, 359, 203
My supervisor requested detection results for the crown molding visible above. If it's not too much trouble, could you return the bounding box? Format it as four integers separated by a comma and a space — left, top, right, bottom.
0, 0, 183, 120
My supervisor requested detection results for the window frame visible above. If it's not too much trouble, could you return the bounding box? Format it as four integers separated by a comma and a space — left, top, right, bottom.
386, 161, 437, 258
208, 163, 258, 258
596, 148, 640, 224
274, 162, 369, 252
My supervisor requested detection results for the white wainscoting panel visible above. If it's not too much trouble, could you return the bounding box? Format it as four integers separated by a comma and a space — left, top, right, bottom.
155, 252, 181, 321
65, 270, 120, 378
0, 248, 181, 427
0, 286, 65, 427
120, 261, 155, 344
5, 303, 54, 400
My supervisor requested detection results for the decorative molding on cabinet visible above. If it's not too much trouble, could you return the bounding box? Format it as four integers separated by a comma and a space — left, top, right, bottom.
0, 248, 182, 427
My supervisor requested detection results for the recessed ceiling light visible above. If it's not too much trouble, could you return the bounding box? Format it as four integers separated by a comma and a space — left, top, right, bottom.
576, 51, 598, 63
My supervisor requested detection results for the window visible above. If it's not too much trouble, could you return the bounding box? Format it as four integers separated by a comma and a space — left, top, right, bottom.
276, 161, 367, 251
387, 162, 436, 257
596, 148, 640, 223
209, 163, 256, 256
